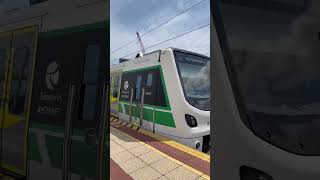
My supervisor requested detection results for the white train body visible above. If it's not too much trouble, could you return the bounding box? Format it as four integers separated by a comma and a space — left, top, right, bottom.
111, 48, 210, 152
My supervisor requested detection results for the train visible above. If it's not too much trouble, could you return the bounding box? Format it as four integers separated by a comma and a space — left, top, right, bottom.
0, 0, 108, 179
110, 48, 210, 153
212, 0, 320, 179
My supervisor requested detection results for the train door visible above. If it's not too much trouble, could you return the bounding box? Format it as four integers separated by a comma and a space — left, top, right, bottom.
118, 68, 158, 128
110, 72, 121, 116
132, 74, 143, 126
68, 29, 108, 180
0, 26, 38, 177
28, 25, 108, 180
139, 70, 157, 132
132, 70, 157, 128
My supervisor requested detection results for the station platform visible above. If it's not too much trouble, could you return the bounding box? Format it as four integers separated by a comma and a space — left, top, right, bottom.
110, 116, 210, 180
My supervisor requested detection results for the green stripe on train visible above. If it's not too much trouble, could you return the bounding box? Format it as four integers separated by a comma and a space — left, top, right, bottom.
118, 103, 123, 113
119, 102, 176, 128
28, 122, 107, 178
28, 132, 42, 162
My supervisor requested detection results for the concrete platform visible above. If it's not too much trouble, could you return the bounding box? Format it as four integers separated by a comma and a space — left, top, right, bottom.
110, 116, 210, 180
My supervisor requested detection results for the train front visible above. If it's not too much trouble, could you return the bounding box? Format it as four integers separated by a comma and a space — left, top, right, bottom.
171, 49, 210, 153
213, 0, 320, 179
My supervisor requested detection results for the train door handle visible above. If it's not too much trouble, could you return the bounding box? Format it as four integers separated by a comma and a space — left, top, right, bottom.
85, 128, 97, 146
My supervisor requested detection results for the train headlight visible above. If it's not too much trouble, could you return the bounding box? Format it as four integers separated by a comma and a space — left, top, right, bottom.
185, 114, 197, 127
240, 166, 274, 180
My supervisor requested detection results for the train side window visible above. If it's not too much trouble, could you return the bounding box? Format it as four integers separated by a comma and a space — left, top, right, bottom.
154, 69, 168, 107
81, 45, 100, 121
135, 75, 142, 100
146, 73, 153, 87
113, 75, 120, 98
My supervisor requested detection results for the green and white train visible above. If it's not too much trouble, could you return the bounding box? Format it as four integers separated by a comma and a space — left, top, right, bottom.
110, 48, 210, 153
213, 0, 320, 179
0, 0, 108, 179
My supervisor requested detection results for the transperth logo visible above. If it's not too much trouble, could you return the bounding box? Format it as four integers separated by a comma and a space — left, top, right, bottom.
124, 81, 129, 91
46, 62, 60, 90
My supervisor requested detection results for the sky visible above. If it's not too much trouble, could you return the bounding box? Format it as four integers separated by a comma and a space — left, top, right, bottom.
110, 0, 210, 65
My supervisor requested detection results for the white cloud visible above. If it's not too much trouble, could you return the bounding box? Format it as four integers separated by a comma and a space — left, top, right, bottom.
110, 0, 210, 65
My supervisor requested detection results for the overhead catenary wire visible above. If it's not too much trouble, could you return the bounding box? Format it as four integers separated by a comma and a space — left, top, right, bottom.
139, 0, 207, 39
119, 23, 210, 59
111, 0, 208, 54
134, 0, 198, 34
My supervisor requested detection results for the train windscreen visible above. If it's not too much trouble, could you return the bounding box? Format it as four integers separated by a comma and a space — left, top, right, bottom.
217, 0, 320, 155
174, 51, 210, 111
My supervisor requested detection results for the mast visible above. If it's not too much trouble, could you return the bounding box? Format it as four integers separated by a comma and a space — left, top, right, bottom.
136, 32, 146, 55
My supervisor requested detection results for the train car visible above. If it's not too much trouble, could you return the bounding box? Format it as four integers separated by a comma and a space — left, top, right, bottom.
0, 0, 109, 179
110, 48, 210, 153
212, 0, 320, 179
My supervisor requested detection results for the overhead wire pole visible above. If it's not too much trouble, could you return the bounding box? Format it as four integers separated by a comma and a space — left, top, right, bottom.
119, 23, 210, 59
111, 0, 208, 54
136, 32, 146, 55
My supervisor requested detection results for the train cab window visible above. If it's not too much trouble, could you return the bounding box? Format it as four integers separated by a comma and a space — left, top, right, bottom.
147, 73, 153, 87
81, 45, 100, 120
217, 0, 320, 155
135, 75, 142, 100
174, 51, 210, 111
9, 47, 31, 115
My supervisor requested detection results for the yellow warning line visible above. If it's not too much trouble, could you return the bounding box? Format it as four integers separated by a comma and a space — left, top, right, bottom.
138, 128, 210, 162
111, 113, 117, 116
111, 127, 210, 180
131, 125, 139, 130
109, 117, 210, 162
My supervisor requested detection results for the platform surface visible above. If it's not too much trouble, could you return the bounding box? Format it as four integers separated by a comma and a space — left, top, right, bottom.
110, 116, 210, 180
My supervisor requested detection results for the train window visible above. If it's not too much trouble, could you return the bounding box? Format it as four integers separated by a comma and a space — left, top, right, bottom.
147, 73, 153, 87
119, 69, 168, 107
81, 45, 100, 121
113, 75, 120, 98
174, 51, 210, 111
217, 0, 320, 155
9, 47, 31, 115
83, 45, 100, 84
135, 75, 142, 100
82, 85, 96, 120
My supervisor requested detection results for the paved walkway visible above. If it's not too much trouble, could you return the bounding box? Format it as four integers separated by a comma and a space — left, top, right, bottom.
110, 117, 210, 180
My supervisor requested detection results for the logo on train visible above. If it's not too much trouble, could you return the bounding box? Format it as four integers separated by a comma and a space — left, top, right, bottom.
46, 62, 60, 90
124, 81, 129, 91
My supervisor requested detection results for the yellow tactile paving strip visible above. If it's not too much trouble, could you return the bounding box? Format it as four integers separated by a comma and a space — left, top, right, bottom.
111, 127, 210, 180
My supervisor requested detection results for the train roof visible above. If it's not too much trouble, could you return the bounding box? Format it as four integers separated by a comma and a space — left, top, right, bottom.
110, 47, 209, 70
170, 47, 210, 59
